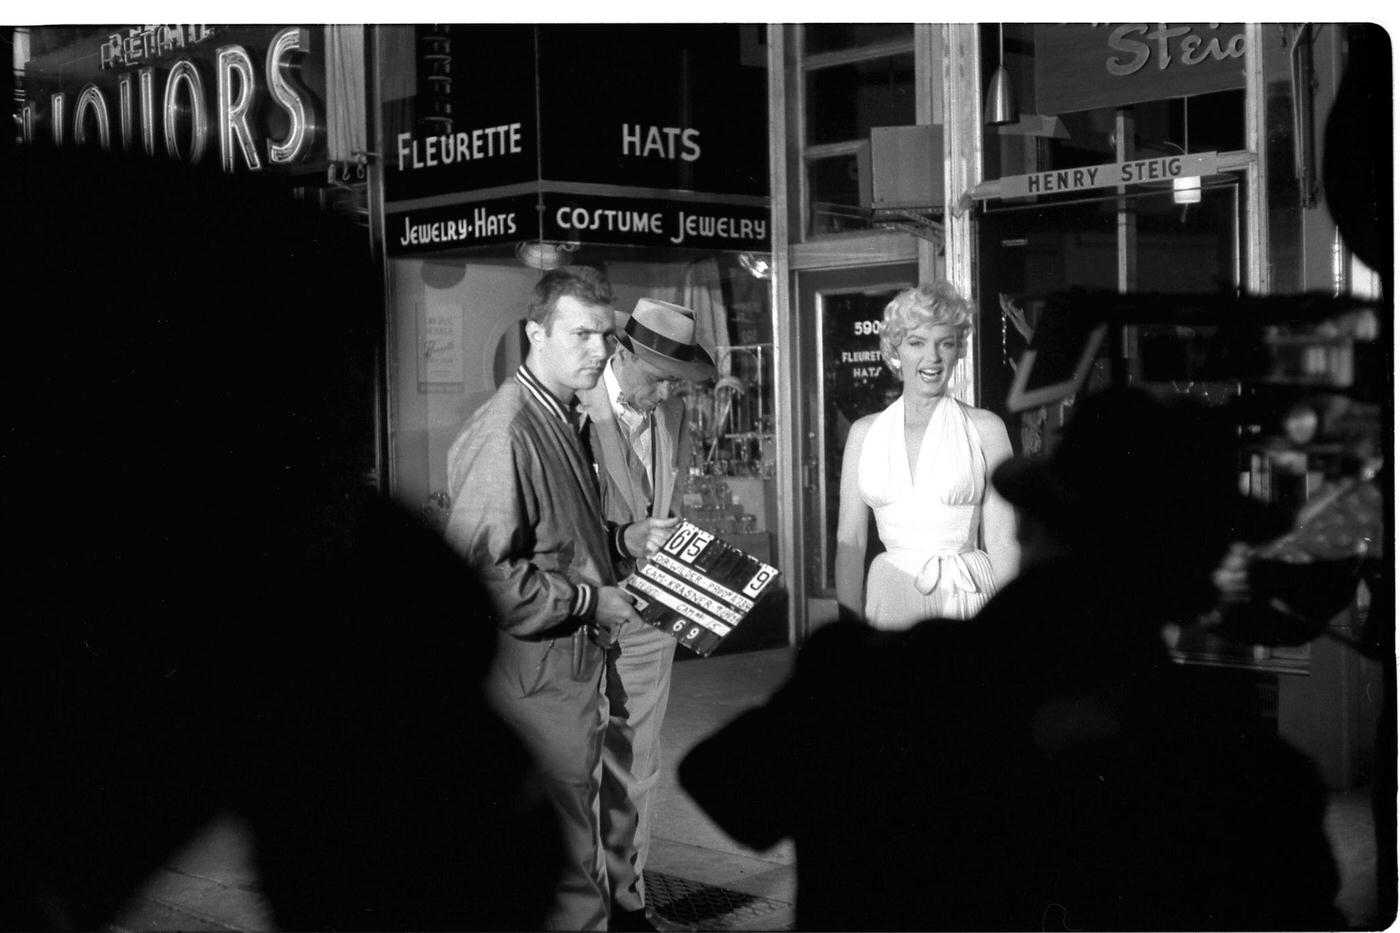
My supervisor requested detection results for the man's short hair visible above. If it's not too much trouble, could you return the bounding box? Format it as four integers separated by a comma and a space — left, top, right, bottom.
527, 266, 615, 329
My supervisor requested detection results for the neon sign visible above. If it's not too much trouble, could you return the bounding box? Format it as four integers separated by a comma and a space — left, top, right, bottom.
100, 25, 219, 70
19, 26, 320, 173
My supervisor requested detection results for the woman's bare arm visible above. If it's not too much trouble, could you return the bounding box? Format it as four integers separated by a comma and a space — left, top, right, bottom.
834, 415, 876, 622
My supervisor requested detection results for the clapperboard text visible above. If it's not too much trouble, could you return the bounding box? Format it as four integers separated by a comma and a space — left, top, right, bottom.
625, 521, 781, 657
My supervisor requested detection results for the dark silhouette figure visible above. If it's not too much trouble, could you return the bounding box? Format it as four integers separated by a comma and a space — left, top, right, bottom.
2, 143, 561, 930
1323, 23, 1395, 926
681, 389, 1343, 931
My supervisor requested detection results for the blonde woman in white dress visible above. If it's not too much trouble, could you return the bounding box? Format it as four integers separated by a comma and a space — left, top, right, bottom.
835, 283, 1019, 630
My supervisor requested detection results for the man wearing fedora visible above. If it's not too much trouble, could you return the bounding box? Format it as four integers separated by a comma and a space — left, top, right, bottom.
577, 298, 715, 931
445, 267, 678, 932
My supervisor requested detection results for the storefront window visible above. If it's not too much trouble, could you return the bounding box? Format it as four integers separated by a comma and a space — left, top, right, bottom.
379, 23, 782, 650
974, 28, 1250, 423
1260, 24, 1311, 294
805, 153, 868, 234
390, 244, 783, 650
970, 24, 1326, 676
804, 55, 916, 145
799, 26, 916, 237
973, 23, 1252, 412
803, 24, 912, 55
979, 23, 1246, 182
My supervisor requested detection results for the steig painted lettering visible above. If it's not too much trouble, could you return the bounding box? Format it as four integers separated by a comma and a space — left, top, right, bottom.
1106, 23, 1245, 77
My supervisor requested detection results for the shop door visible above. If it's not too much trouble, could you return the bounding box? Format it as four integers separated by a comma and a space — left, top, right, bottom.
797, 263, 918, 629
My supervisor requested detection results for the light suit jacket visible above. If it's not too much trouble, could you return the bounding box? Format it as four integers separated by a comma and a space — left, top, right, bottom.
445, 379, 614, 691
576, 382, 691, 574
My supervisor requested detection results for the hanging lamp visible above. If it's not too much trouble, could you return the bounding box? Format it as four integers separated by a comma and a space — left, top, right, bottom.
1172, 97, 1201, 205
984, 23, 1019, 126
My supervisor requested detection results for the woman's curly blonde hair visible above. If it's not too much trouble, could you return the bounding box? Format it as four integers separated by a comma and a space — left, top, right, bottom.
879, 281, 975, 371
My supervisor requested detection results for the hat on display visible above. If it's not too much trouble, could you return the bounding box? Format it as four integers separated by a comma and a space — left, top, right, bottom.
617, 298, 716, 383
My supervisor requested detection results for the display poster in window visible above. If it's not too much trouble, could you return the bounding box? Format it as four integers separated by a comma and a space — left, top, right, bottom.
418, 302, 464, 394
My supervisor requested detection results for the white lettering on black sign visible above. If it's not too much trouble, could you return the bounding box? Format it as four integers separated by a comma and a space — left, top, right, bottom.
621, 123, 701, 162
552, 205, 767, 246
556, 206, 665, 235
394, 124, 524, 172
397, 207, 519, 248
669, 209, 766, 246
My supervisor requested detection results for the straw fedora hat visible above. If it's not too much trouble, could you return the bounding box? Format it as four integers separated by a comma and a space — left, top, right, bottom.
616, 298, 716, 382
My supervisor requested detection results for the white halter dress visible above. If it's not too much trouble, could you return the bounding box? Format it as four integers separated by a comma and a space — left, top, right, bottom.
857, 395, 997, 630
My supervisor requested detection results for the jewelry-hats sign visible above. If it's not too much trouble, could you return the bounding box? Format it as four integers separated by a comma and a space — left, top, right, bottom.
382, 25, 770, 256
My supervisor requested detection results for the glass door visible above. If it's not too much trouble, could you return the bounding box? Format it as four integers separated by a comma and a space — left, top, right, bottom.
797, 263, 918, 628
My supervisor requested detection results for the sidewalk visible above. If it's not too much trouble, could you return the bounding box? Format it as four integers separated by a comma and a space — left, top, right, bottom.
105, 644, 1379, 931
643, 648, 798, 931
107, 647, 798, 933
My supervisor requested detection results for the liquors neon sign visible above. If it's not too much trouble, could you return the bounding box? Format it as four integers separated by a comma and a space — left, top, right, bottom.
17, 26, 320, 173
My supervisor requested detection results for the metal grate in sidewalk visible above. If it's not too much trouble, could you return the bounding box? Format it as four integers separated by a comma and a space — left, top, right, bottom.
644, 870, 793, 931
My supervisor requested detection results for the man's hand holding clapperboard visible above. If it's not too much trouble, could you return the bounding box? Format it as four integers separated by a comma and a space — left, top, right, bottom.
623, 520, 782, 657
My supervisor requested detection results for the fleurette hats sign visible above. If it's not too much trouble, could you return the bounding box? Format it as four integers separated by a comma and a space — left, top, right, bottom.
381, 25, 770, 256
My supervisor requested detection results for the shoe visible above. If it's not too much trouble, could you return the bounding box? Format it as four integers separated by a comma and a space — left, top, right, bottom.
610, 906, 658, 932
644, 911, 690, 933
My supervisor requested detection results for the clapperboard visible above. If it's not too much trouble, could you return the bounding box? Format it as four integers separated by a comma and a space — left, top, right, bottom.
623, 520, 781, 657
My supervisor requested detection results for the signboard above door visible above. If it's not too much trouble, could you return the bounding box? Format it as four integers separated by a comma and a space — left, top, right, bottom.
1034, 23, 1246, 115
995, 151, 1220, 200
386, 190, 768, 256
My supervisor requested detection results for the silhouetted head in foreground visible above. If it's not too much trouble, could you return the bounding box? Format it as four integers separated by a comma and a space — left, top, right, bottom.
3, 145, 560, 931
993, 387, 1257, 618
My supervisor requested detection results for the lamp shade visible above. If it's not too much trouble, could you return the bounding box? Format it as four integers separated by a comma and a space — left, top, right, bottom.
1173, 176, 1202, 205
738, 252, 772, 279
515, 240, 577, 270
984, 65, 1019, 126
